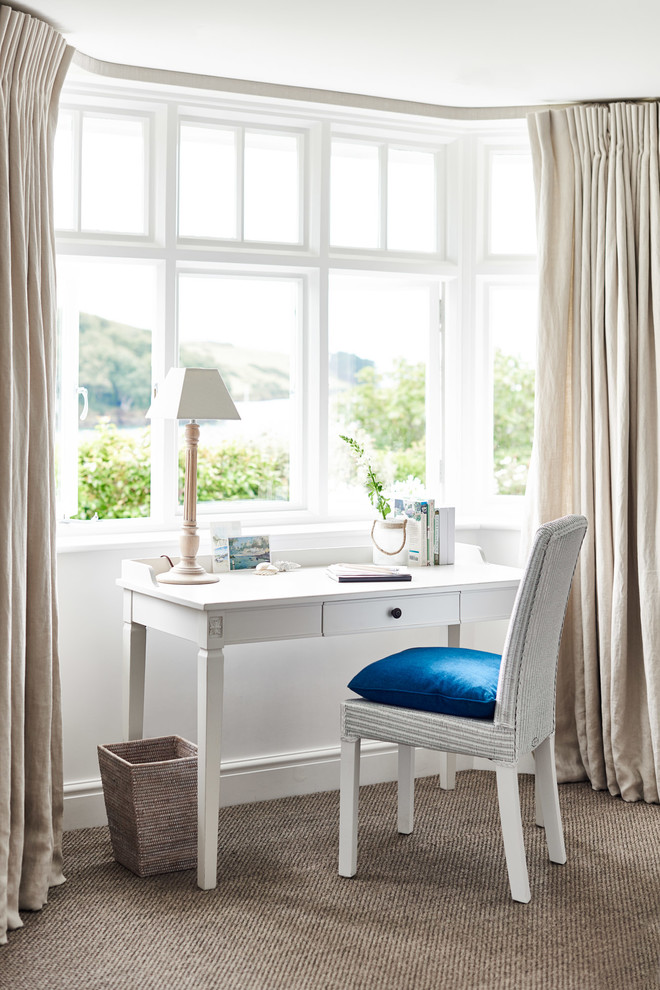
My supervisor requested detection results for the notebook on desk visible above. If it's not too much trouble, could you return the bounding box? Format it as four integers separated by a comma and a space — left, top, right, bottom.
326, 564, 412, 583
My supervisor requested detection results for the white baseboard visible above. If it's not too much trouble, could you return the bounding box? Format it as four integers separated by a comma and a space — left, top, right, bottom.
63, 744, 535, 831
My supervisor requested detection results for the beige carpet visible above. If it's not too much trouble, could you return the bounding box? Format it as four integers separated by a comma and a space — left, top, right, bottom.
3, 771, 659, 989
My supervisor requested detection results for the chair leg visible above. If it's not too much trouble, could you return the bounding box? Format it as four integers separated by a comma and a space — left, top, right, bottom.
495, 765, 531, 903
339, 737, 361, 877
534, 764, 544, 827
533, 734, 566, 864
397, 744, 415, 834
439, 751, 456, 790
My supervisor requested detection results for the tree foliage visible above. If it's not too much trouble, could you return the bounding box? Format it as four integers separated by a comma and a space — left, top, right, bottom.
336, 351, 535, 496
492, 350, 535, 496
72, 346, 534, 519
75, 421, 151, 519
74, 421, 289, 520
336, 359, 427, 485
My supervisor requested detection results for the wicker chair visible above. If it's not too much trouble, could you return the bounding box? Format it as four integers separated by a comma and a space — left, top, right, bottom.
339, 514, 587, 902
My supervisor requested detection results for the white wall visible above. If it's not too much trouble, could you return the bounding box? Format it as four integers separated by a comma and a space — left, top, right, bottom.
58, 525, 524, 829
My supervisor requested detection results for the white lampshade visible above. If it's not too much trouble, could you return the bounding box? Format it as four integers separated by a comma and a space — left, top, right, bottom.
147, 367, 240, 422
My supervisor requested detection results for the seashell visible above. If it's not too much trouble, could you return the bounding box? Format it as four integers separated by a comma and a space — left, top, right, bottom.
256, 562, 279, 575
271, 560, 301, 571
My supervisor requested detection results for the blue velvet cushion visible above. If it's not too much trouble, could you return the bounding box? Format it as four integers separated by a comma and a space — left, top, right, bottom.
347, 646, 502, 719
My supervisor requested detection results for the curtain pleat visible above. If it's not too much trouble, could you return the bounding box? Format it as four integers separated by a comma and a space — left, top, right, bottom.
526, 102, 660, 803
0, 6, 72, 944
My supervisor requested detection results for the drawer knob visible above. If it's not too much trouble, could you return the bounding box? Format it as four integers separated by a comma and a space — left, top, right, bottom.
390, 607, 402, 619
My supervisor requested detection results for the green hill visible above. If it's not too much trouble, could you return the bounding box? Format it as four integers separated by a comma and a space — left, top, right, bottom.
179, 341, 289, 401
78, 314, 291, 424
78, 312, 369, 425
79, 313, 151, 424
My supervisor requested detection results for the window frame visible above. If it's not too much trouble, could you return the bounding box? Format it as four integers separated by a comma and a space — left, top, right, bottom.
54, 78, 535, 542
442, 134, 538, 522
55, 105, 156, 243
176, 116, 308, 249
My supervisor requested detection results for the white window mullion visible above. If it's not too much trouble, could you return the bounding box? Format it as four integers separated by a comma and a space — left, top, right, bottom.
236, 126, 245, 241
56, 266, 82, 520
315, 120, 332, 518
379, 143, 388, 250
141, 116, 151, 239
425, 282, 444, 499
153, 102, 181, 526
73, 109, 83, 232
161, 259, 179, 525
298, 132, 306, 249
435, 147, 445, 258
290, 277, 306, 508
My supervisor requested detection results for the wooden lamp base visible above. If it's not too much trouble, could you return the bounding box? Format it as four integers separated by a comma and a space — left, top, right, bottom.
157, 562, 219, 585
156, 420, 220, 586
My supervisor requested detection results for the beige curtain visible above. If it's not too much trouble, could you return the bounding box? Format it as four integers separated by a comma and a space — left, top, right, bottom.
0, 7, 73, 944
526, 102, 660, 803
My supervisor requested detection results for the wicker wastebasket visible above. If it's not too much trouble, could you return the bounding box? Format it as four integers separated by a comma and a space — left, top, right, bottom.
98, 735, 198, 877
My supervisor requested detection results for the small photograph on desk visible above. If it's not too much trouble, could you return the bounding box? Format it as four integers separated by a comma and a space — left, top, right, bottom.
229, 535, 271, 570
211, 521, 242, 573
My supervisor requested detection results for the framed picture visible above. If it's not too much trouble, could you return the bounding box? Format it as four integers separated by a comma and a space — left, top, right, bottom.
211, 521, 242, 573
229, 535, 270, 570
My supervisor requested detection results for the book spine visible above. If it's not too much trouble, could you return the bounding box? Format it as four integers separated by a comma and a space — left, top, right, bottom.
434, 508, 440, 565
426, 498, 435, 566
437, 507, 445, 565
420, 502, 428, 566
396, 497, 422, 566
435, 506, 456, 565
446, 506, 455, 564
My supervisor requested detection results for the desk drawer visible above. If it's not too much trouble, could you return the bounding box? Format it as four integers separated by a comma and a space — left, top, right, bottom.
223, 604, 322, 644
322, 592, 459, 637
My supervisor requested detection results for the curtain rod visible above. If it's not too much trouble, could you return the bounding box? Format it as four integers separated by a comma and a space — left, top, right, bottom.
72, 52, 581, 121
72, 52, 659, 121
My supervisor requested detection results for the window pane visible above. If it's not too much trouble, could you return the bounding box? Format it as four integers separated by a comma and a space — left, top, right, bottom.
489, 283, 536, 495
56, 259, 157, 519
330, 141, 379, 248
177, 274, 298, 506
387, 148, 436, 252
490, 153, 536, 255
328, 275, 430, 515
54, 109, 75, 230
244, 131, 300, 243
179, 123, 237, 239
81, 116, 147, 234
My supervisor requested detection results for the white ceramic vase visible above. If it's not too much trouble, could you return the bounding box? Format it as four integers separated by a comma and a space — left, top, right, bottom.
370, 518, 408, 566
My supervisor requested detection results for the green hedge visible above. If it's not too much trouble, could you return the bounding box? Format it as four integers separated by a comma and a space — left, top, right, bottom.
74, 421, 289, 520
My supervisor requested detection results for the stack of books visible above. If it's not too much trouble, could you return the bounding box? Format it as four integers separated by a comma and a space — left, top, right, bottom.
392, 498, 455, 566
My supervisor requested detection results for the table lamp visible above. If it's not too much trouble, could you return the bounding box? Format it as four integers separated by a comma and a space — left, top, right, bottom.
147, 367, 240, 584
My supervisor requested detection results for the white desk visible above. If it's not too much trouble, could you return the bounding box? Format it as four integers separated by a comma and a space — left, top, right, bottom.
118, 550, 521, 889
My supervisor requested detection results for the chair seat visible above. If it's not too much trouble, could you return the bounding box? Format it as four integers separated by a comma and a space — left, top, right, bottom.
342, 697, 517, 764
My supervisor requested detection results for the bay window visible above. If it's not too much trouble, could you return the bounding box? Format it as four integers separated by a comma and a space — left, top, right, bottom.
54, 78, 536, 535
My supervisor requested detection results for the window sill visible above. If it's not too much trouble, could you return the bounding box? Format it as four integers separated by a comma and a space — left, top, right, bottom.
56, 519, 374, 555
55, 515, 522, 555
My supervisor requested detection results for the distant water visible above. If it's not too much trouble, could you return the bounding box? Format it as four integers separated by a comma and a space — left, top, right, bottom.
80, 398, 292, 446
231, 551, 270, 570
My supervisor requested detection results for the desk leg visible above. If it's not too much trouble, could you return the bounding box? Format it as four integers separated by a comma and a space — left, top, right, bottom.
439, 624, 459, 790
197, 646, 224, 890
123, 619, 146, 742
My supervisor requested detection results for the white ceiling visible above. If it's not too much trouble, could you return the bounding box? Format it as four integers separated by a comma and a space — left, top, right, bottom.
19, 0, 660, 108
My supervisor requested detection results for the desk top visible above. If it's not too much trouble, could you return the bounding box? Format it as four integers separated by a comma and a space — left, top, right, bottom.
119, 552, 522, 613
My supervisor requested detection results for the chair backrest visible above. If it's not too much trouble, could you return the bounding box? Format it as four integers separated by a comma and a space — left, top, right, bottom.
493, 515, 587, 757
